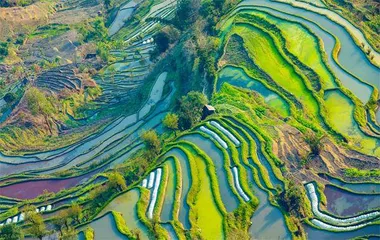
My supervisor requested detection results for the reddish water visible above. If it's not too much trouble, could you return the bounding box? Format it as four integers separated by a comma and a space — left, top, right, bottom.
0, 169, 102, 199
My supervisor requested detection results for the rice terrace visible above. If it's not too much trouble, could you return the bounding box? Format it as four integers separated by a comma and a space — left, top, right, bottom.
0, 0, 379, 239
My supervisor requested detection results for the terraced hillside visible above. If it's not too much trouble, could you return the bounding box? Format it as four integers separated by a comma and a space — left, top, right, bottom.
0, 0, 379, 239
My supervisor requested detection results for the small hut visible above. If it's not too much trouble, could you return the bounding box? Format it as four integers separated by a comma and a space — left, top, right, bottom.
202, 104, 215, 120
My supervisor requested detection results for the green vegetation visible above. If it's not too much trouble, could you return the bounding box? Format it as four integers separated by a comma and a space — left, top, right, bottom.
0, 224, 24, 240
24, 206, 47, 240
0, 42, 9, 60
344, 168, 380, 178
25, 87, 57, 135
141, 130, 162, 160
178, 91, 208, 129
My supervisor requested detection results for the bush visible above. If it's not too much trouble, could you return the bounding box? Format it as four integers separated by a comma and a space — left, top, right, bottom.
0, 42, 9, 59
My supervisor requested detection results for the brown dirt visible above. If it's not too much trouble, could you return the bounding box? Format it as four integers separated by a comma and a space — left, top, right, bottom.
271, 124, 380, 183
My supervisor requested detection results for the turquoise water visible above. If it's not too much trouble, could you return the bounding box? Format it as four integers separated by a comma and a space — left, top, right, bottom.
218, 66, 290, 117
160, 158, 177, 222
241, 0, 380, 90
234, 2, 376, 104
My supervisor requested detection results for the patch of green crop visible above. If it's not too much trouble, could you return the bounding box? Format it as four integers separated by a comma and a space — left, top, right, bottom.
29, 24, 71, 40
179, 144, 225, 239
232, 23, 320, 121
324, 90, 379, 156
248, 10, 337, 90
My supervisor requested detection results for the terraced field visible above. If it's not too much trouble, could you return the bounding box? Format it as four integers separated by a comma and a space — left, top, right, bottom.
0, 0, 379, 239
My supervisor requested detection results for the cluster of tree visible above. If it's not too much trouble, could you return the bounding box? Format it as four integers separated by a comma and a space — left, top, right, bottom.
51, 204, 82, 239
78, 18, 108, 43
151, 0, 240, 94
163, 113, 179, 134
22, 205, 47, 240
151, 26, 180, 58
177, 91, 208, 129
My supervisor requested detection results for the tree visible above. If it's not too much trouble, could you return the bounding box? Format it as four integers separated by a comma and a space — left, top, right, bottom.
153, 27, 180, 54
108, 171, 127, 191
141, 130, 161, 160
67, 204, 82, 224
25, 208, 46, 240
0, 224, 24, 240
178, 91, 208, 129
52, 210, 69, 235
3, 92, 16, 103
60, 226, 77, 240
88, 185, 107, 207
25, 87, 56, 135
163, 113, 179, 134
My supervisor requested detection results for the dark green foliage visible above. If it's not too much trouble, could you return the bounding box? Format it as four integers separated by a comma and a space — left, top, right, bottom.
303, 130, 323, 157
153, 27, 180, 54
3, 92, 16, 103
277, 181, 304, 217
174, 0, 201, 29
104, 0, 114, 10
0, 224, 24, 240
0, 42, 9, 59
178, 91, 208, 129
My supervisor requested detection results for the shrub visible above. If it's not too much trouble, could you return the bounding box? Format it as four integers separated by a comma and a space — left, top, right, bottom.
141, 130, 162, 160
0, 224, 24, 240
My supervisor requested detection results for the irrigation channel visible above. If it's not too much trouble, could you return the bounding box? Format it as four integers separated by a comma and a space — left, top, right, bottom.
0, 0, 379, 239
